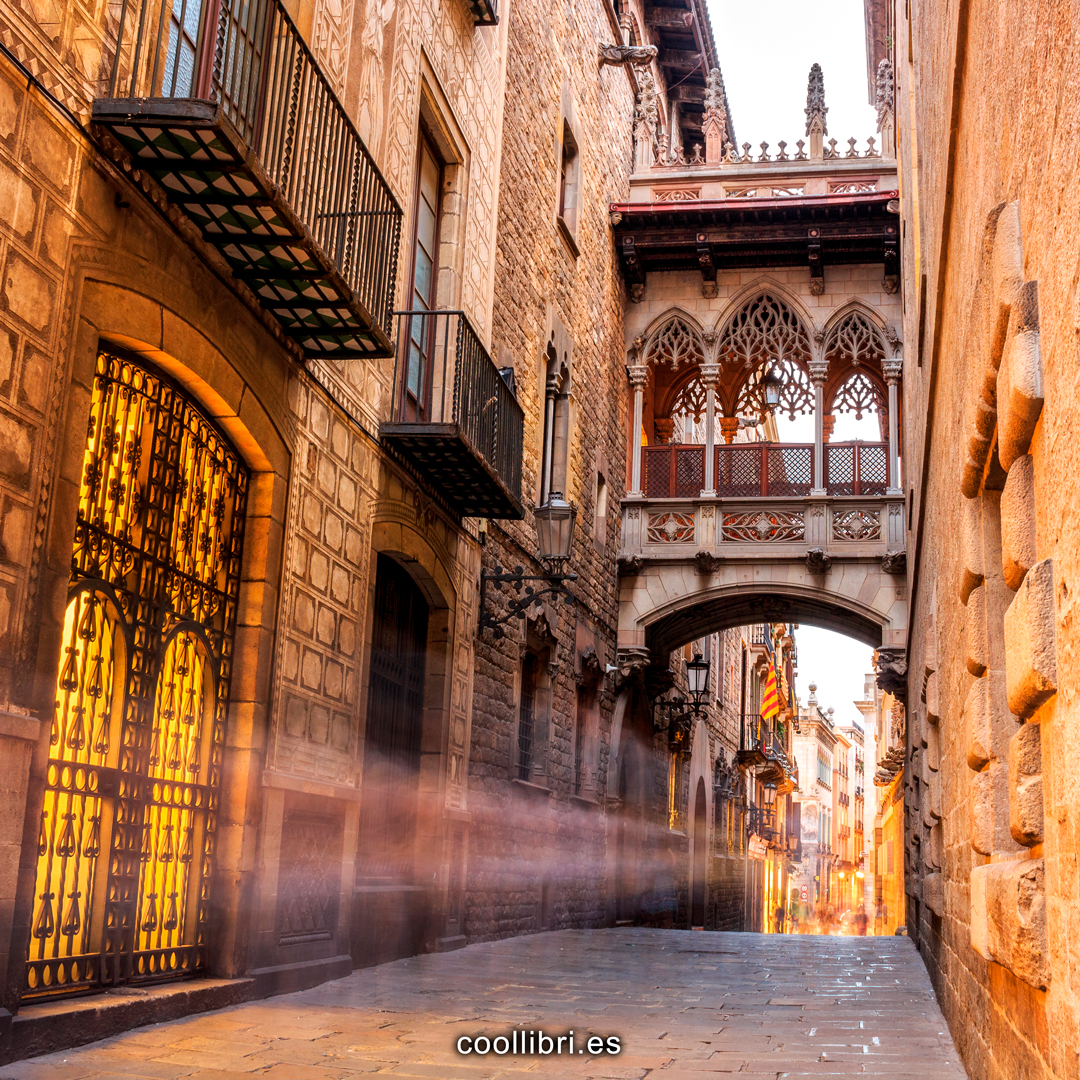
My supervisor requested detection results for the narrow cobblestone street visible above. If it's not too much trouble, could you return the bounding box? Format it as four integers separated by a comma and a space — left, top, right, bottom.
6, 930, 966, 1080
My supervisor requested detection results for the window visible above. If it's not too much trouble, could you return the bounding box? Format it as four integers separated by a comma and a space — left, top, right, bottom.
593, 471, 608, 547
557, 121, 580, 238
540, 340, 570, 503
517, 653, 538, 781
402, 133, 443, 421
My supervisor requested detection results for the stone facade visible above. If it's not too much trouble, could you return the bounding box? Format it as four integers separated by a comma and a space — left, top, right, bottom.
886, 0, 1080, 1073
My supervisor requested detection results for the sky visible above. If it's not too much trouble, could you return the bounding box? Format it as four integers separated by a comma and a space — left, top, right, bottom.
704, 0, 880, 731
706, 0, 878, 155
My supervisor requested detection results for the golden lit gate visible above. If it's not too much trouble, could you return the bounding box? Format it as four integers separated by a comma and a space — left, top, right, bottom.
25, 349, 247, 998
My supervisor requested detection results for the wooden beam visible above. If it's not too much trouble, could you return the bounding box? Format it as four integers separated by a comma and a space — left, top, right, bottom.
645, 6, 694, 28
658, 49, 704, 71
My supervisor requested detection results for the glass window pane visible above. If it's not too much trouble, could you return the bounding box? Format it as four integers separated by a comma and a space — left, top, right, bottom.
412, 249, 433, 309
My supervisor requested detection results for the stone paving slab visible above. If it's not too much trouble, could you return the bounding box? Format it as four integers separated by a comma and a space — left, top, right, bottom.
2, 930, 966, 1079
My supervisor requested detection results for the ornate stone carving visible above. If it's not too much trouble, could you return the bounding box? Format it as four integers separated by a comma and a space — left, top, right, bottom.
600, 43, 659, 66
577, 645, 603, 686
826, 311, 887, 367
630, 283, 645, 303
627, 364, 649, 389
832, 508, 882, 542
874, 646, 908, 702
881, 549, 908, 575
875, 58, 895, 131
633, 68, 659, 163
616, 646, 652, 683
809, 278, 825, 296
617, 554, 645, 576
652, 187, 701, 202
722, 510, 805, 543
805, 547, 832, 574
643, 317, 705, 369
702, 67, 730, 162
807, 358, 830, 384
805, 62, 828, 136
881, 358, 904, 384
648, 512, 695, 543
833, 372, 886, 419
694, 550, 723, 574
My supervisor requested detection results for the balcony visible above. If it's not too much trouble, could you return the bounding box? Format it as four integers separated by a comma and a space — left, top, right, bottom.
641, 441, 886, 498
93, 0, 402, 358
381, 310, 524, 520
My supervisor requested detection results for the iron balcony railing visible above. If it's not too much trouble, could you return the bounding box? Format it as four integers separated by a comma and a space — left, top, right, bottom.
639, 440, 889, 499
103, 0, 402, 347
386, 310, 524, 513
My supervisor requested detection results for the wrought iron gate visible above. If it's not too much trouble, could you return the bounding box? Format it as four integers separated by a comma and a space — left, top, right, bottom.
25, 348, 247, 999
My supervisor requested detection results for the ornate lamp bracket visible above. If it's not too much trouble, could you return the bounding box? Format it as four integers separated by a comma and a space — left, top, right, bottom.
479, 564, 578, 640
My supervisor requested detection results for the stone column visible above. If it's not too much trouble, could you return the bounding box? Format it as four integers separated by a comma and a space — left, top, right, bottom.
700, 362, 720, 497
808, 358, 829, 497
882, 358, 903, 495
628, 365, 648, 496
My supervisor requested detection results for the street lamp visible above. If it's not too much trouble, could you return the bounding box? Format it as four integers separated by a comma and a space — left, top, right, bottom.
533, 492, 577, 562
759, 364, 784, 413
686, 653, 710, 711
762, 781, 778, 808
479, 493, 579, 639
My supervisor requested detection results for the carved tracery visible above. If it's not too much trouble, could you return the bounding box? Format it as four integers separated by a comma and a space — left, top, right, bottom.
735, 358, 814, 421
832, 371, 886, 420
642, 317, 704, 370
716, 293, 813, 371
824, 311, 887, 368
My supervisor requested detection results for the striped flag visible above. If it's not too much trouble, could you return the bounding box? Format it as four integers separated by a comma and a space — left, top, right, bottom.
760, 662, 780, 720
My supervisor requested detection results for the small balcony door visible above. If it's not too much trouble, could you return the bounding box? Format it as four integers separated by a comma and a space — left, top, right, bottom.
401, 134, 444, 422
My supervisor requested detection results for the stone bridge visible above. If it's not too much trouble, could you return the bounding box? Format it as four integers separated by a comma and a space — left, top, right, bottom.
616, 491, 908, 665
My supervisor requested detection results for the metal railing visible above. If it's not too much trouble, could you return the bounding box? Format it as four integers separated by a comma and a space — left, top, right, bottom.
641, 442, 814, 498
390, 310, 524, 501
825, 441, 888, 496
105, 0, 402, 340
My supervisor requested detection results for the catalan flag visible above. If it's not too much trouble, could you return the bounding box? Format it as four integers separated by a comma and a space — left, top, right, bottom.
760, 662, 780, 721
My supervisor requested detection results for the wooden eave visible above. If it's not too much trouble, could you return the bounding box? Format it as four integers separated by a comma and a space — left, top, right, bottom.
611, 189, 899, 273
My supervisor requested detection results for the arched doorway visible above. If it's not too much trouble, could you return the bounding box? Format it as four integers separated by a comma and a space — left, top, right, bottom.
354, 553, 429, 964
25, 348, 247, 998
691, 777, 707, 928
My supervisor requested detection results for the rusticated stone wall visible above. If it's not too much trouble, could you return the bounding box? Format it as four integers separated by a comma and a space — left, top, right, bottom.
462, 0, 634, 942
896, 0, 1080, 1077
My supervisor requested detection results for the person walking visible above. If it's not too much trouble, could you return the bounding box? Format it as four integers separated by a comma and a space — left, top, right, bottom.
854, 904, 869, 936
774, 903, 785, 934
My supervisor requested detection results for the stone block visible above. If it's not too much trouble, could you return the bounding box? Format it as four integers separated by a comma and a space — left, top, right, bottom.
990, 201, 1024, 366
965, 678, 991, 769
960, 496, 983, 602
923, 872, 944, 916
970, 859, 1049, 989
965, 584, 988, 676
997, 327, 1043, 472
924, 669, 940, 723
1000, 454, 1036, 590
1008, 722, 1043, 847
1003, 558, 1056, 718
970, 768, 994, 854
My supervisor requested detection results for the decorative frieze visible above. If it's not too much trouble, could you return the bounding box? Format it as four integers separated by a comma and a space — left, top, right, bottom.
721, 510, 805, 543
832, 508, 881, 542
647, 512, 695, 543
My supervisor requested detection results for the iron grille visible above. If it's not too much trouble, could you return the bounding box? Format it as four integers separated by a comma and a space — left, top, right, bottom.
826, 442, 888, 496
717, 443, 814, 496
26, 348, 247, 1000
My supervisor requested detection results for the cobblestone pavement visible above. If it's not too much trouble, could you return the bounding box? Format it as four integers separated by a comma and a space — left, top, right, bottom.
7, 929, 967, 1079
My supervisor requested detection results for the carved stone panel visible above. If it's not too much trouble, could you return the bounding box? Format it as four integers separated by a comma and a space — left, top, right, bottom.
276, 810, 344, 947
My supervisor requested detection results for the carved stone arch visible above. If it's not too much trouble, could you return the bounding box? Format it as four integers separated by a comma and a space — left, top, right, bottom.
709, 277, 819, 350
640, 310, 707, 370
821, 304, 891, 434
711, 290, 815, 421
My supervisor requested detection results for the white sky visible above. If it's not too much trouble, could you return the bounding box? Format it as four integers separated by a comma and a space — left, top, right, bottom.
706, 0, 878, 154
791, 627, 874, 729
701, 0, 880, 731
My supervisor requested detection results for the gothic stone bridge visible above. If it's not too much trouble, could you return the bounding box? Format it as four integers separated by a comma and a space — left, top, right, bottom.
617, 489, 908, 661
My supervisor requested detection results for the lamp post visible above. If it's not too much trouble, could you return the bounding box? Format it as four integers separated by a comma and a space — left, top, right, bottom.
686, 653, 710, 710
479, 493, 579, 638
